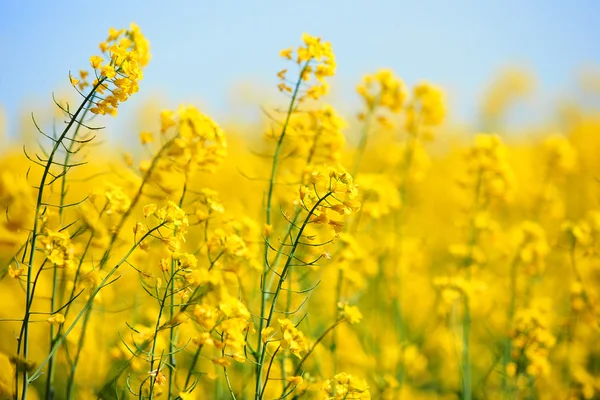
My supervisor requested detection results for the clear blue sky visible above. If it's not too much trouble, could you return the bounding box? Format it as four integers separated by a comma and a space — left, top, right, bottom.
1, 0, 598, 137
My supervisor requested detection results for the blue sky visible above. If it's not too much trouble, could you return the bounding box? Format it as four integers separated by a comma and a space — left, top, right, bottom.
1, 0, 598, 137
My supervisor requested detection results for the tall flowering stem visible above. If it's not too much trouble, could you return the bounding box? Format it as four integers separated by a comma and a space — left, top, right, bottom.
15, 24, 149, 400
17, 78, 106, 400
255, 33, 335, 399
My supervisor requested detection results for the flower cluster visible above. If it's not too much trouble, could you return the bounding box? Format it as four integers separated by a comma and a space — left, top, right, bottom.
105, 184, 132, 215
277, 318, 309, 358
298, 165, 360, 234
268, 105, 347, 164
81, 24, 150, 115
405, 82, 446, 129
41, 229, 76, 268
357, 69, 407, 113
144, 201, 190, 244
508, 302, 556, 379
322, 373, 371, 399
278, 33, 336, 100
462, 134, 514, 204
516, 221, 549, 276
160, 105, 228, 173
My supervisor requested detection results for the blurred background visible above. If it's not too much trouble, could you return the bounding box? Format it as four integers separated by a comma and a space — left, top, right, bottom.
1, 0, 599, 139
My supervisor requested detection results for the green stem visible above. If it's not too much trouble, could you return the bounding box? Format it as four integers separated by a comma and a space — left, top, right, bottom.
166, 173, 189, 399
17, 78, 105, 400
256, 192, 332, 399
168, 253, 178, 398
255, 62, 308, 400
148, 268, 181, 399
47, 98, 92, 400
184, 344, 203, 391
66, 302, 93, 399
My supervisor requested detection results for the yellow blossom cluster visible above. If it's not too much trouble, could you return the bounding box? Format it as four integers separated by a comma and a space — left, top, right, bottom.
405, 82, 446, 129
322, 373, 371, 399
508, 302, 557, 379
299, 165, 360, 233
278, 33, 336, 100
463, 133, 514, 204
516, 221, 550, 276
357, 69, 407, 113
277, 318, 310, 358
268, 105, 347, 164
83, 24, 150, 116
41, 229, 75, 268
160, 105, 228, 173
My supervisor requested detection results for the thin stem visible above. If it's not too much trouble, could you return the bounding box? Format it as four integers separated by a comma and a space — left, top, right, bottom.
66, 302, 94, 399
47, 97, 92, 400
148, 268, 182, 399
18, 79, 105, 400
257, 192, 332, 399
255, 62, 308, 400
184, 344, 203, 390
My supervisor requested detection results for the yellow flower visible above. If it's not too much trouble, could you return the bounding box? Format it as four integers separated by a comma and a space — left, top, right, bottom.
143, 203, 157, 217
149, 370, 166, 385
160, 237, 181, 252
100, 64, 117, 79
261, 327, 275, 344
212, 357, 231, 367
107, 27, 123, 42
132, 222, 146, 235
322, 373, 371, 399
286, 376, 303, 386
42, 230, 75, 268
279, 47, 293, 59
278, 83, 292, 93
305, 84, 328, 100
506, 362, 517, 377
139, 131, 153, 144
160, 110, 176, 133
90, 55, 103, 69
105, 185, 131, 215
47, 313, 65, 325
193, 332, 214, 347
343, 304, 363, 324
279, 319, 309, 358
8, 265, 23, 279
172, 252, 197, 269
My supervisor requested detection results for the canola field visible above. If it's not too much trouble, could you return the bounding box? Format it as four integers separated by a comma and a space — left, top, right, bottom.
0, 24, 599, 400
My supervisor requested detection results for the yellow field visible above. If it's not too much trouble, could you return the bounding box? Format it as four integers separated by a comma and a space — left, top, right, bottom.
0, 24, 599, 400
